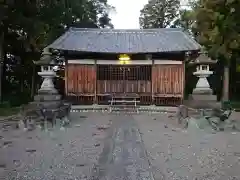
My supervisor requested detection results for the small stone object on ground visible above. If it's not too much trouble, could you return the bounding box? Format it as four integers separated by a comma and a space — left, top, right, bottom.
76, 164, 85, 167
13, 160, 21, 167
210, 117, 220, 125
79, 116, 87, 118
14, 123, 19, 129
164, 124, 168, 128
97, 125, 109, 130
60, 127, 65, 131
25, 149, 37, 153
3, 141, 12, 146
94, 143, 100, 147
0, 163, 6, 168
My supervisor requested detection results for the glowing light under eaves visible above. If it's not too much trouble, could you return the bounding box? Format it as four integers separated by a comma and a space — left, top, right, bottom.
119, 54, 131, 64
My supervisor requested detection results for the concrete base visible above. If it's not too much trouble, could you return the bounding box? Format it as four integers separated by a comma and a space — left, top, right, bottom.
38, 89, 58, 94
189, 94, 217, 101
192, 88, 213, 95
186, 94, 220, 109
33, 93, 62, 109
34, 94, 61, 101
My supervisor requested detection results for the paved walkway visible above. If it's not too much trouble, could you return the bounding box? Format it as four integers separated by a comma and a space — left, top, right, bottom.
92, 115, 154, 180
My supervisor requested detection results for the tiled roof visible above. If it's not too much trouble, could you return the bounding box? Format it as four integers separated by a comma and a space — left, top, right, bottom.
47, 27, 201, 53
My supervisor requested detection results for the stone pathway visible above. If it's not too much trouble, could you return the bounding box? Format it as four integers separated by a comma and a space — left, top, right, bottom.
92, 115, 154, 180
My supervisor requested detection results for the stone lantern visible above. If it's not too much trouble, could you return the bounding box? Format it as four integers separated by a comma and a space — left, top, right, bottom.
187, 52, 219, 108
191, 52, 217, 95
34, 48, 58, 94
33, 48, 61, 108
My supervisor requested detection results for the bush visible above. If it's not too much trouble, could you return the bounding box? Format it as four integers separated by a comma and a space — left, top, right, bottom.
3, 92, 32, 107
222, 101, 240, 111
0, 101, 11, 108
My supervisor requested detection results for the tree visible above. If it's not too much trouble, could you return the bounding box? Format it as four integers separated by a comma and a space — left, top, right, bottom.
139, 0, 180, 28
194, 0, 240, 101
0, 0, 114, 106
171, 9, 195, 35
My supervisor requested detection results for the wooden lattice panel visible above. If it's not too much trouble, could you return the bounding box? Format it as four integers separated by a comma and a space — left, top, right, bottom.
152, 64, 184, 97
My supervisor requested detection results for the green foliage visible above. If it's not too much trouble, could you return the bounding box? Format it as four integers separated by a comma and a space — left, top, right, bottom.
172, 9, 195, 35
194, 0, 240, 62
139, 0, 180, 28
0, 107, 20, 117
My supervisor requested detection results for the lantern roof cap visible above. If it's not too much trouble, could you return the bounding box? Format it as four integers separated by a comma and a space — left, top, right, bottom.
33, 48, 55, 65
190, 51, 217, 65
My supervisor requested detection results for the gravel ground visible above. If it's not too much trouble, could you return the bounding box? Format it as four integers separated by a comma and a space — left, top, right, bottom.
1, 112, 240, 180
0, 112, 112, 180
134, 113, 240, 180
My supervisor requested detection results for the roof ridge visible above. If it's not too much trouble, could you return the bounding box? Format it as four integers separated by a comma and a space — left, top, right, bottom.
69, 27, 183, 32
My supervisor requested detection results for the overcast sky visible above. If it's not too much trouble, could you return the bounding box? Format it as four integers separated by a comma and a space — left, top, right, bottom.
107, 0, 190, 29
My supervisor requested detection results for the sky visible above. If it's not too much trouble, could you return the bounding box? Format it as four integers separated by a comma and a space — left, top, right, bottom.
107, 0, 190, 29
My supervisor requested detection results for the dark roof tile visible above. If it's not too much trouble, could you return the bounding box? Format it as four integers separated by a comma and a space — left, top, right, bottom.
47, 28, 201, 53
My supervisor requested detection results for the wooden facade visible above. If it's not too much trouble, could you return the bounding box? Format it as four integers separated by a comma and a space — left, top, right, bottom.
65, 60, 184, 106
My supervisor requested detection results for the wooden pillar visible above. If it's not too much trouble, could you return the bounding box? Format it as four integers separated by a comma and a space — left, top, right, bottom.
146, 54, 154, 105
182, 52, 189, 104
94, 59, 97, 104
65, 60, 68, 98
151, 59, 154, 105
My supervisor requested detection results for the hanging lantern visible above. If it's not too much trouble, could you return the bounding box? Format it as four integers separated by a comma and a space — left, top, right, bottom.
119, 54, 130, 64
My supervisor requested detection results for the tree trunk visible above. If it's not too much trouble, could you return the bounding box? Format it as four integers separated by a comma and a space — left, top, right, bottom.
0, 32, 4, 102
222, 65, 229, 101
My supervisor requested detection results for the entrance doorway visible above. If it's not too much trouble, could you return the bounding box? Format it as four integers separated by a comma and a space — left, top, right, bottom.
97, 65, 151, 93
96, 65, 152, 104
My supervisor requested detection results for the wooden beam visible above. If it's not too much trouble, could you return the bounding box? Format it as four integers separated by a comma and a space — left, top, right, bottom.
68, 59, 183, 65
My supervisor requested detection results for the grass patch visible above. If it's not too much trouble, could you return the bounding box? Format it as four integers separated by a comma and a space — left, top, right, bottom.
0, 107, 20, 117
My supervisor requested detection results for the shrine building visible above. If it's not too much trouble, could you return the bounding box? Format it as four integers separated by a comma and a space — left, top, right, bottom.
47, 27, 201, 106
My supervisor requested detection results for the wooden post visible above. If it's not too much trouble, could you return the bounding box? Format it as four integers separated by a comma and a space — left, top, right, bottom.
146, 54, 154, 105
94, 59, 97, 104
151, 59, 154, 105
65, 60, 68, 98
182, 61, 185, 104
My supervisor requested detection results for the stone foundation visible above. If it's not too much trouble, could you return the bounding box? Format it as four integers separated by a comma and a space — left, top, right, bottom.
185, 94, 220, 109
